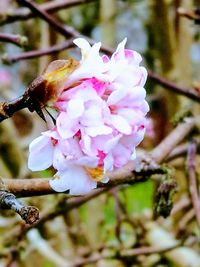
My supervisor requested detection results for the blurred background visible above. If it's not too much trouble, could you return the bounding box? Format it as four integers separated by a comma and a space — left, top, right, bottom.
0, 0, 199, 266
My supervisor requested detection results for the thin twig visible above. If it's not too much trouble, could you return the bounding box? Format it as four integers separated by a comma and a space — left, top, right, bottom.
16, 0, 80, 38
171, 195, 190, 215
186, 140, 200, 226
0, 33, 27, 47
178, 209, 195, 231
10, 188, 110, 238
0, 191, 39, 224
2, 117, 198, 240
65, 243, 181, 266
166, 140, 200, 162
150, 117, 197, 163
148, 70, 200, 103
0, 0, 97, 25
4, 0, 200, 109
8, 1, 200, 105
120, 243, 181, 257
15, 0, 112, 54
177, 7, 200, 24
2, 39, 74, 64
37, 188, 110, 226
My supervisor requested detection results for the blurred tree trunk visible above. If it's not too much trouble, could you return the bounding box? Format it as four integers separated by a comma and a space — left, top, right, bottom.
147, 0, 179, 137
175, 0, 193, 109
38, 21, 51, 74
100, 0, 116, 47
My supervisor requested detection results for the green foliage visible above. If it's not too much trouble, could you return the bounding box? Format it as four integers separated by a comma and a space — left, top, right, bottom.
124, 180, 154, 214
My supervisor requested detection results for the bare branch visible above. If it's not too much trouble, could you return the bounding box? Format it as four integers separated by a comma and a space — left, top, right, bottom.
0, 178, 53, 197
15, 0, 112, 55
150, 117, 197, 163
178, 209, 195, 231
120, 243, 181, 257
2, 39, 74, 64
148, 70, 200, 103
11, 188, 110, 237
0, 116, 197, 198
177, 7, 200, 24
71, 243, 181, 266
186, 140, 200, 226
16, 0, 80, 38
0, 96, 27, 123
0, 191, 39, 224
0, 0, 97, 25
166, 140, 200, 162
0, 33, 27, 47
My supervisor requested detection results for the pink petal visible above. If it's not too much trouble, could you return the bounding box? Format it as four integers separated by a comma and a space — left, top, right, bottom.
112, 38, 127, 61
102, 55, 110, 63
112, 143, 131, 168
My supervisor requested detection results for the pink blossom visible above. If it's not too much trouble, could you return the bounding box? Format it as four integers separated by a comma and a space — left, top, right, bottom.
28, 38, 149, 195
145, 118, 155, 138
0, 69, 12, 86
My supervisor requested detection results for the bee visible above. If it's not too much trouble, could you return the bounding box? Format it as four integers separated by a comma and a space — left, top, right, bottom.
24, 59, 79, 121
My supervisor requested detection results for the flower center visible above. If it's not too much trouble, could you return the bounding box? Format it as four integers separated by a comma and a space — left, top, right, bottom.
85, 167, 104, 182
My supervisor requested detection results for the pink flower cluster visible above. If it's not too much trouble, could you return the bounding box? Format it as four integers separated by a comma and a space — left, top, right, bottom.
28, 38, 149, 195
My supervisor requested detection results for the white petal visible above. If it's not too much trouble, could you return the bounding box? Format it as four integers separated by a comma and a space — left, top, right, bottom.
73, 38, 91, 59
104, 134, 122, 153
132, 51, 142, 65
28, 135, 54, 171
138, 67, 147, 86
53, 145, 68, 171
113, 38, 127, 60
128, 86, 146, 102
56, 112, 79, 138
130, 149, 136, 160
112, 143, 131, 168
49, 167, 97, 195
107, 89, 127, 105
133, 128, 145, 146
86, 125, 112, 137
81, 104, 102, 127
110, 115, 131, 134
140, 100, 149, 114
103, 153, 114, 172
49, 171, 73, 193
80, 133, 94, 156
76, 156, 98, 168
43, 130, 60, 140
73, 86, 99, 102
68, 99, 84, 119
118, 108, 145, 125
